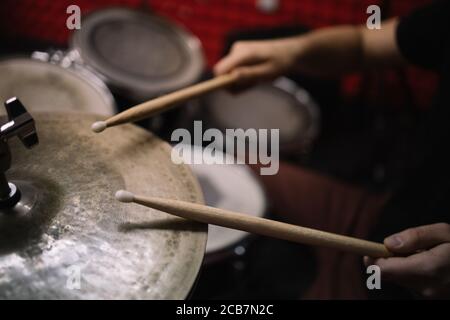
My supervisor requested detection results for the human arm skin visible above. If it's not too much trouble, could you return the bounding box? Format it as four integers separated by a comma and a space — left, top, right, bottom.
214, 18, 405, 85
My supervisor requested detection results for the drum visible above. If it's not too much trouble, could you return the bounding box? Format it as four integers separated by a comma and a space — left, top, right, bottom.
202, 77, 320, 156
178, 146, 267, 298
70, 8, 205, 101
0, 57, 115, 116
68, 7, 205, 136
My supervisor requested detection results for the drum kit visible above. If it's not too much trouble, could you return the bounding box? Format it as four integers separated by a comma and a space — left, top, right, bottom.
0, 8, 390, 299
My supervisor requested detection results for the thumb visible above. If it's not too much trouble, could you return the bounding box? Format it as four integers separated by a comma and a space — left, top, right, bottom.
384, 223, 450, 255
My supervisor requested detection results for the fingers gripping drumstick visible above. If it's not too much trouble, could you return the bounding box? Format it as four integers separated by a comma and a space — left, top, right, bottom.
115, 190, 392, 258
91, 73, 239, 133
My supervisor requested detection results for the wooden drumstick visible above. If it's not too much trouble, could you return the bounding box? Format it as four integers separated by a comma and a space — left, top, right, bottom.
115, 190, 392, 258
91, 73, 239, 133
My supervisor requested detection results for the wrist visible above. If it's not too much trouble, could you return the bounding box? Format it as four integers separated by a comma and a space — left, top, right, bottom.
283, 36, 308, 61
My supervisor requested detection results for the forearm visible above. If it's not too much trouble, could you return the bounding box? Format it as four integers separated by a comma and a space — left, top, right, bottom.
290, 25, 364, 77
289, 18, 404, 77
213, 19, 404, 83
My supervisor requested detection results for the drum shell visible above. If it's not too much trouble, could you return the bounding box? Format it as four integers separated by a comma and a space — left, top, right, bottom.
0, 55, 116, 116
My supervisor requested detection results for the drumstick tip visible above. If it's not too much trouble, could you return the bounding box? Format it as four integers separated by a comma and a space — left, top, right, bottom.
115, 190, 135, 203
91, 121, 107, 133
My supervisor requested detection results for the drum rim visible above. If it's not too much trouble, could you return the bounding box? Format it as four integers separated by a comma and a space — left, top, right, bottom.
274, 77, 321, 144
203, 76, 321, 149
0, 55, 116, 116
70, 7, 205, 100
203, 234, 256, 265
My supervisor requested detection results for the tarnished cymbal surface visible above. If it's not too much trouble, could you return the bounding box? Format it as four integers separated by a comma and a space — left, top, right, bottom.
0, 113, 206, 299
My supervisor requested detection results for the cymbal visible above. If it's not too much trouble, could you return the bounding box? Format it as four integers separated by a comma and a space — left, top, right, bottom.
0, 113, 206, 299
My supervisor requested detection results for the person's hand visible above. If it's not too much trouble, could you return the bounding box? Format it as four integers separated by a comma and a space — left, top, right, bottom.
365, 223, 450, 299
213, 37, 303, 88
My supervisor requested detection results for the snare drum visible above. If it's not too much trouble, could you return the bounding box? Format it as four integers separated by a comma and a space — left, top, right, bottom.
179, 146, 267, 298
202, 77, 320, 156
0, 57, 115, 116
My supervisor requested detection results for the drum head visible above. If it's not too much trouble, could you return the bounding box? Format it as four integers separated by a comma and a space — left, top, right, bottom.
204, 77, 320, 149
71, 8, 205, 100
179, 146, 266, 254
0, 58, 115, 116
